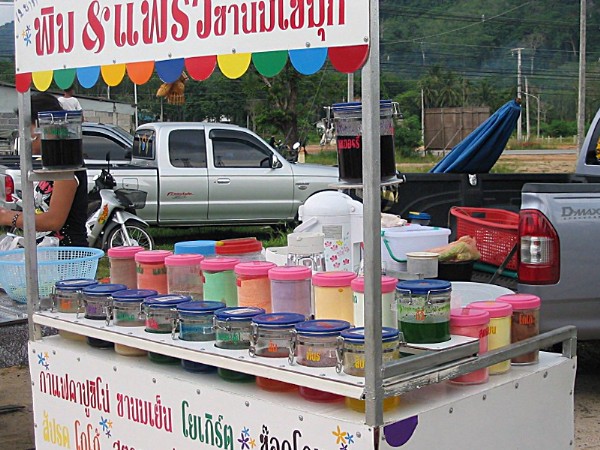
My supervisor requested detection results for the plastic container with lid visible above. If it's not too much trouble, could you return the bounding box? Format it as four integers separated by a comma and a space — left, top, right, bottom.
396, 279, 452, 344
201, 258, 239, 307
249, 313, 305, 358
107, 246, 144, 289
213, 306, 265, 349
312, 271, 357, 324
269, 266, 313, 318
235, 261, 276, 312
111, 288, 158, 356
215, 238, 264, 261
143, 294, 191, 333
165, 254, 204, 300
496, 293, 541, 365
174, 240, 217, 257
292, 319, 351, 367
81, 283, 127, 349
407, 211, 431, 226
351, 276, 398, 328
467, 300, 513, 374
53, 279, 98, 313
135, 250, 173, 294
37, 110, 83, 170
449, 308, 490, 385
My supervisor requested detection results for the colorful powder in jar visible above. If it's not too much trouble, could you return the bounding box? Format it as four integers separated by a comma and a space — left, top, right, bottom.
234, 261, 276, 312
165, 253, 204, 300
269, 266, 312, 318
250, 313, 305, 358
214, 306, 265, 350
449, 308, 490, 385
107, 246, 144, 289
201, 258, 239, 307
496, 293, 541, 365
135, 250, 173, 294
351, 275, 398, 328
293, 319, 351, 367
53, 278, 98, 313
312, 271, 357, 324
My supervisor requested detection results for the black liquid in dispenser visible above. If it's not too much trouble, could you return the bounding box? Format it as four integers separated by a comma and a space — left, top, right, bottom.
38, 110, 84, 170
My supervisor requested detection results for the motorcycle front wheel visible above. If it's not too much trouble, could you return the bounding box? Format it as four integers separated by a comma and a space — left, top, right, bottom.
106, 222, 154, 250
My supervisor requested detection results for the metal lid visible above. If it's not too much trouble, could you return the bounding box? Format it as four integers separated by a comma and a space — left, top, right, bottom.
112, 289, 158, 302
396, 279, 451, 294
252, 313, 306, 328
295, 319, 351, 336
214, 306, 265, 321
340, 327, 399, 342
54, 278, 98, 291
82, 283, 128, 296
177, 301, 226, 313
143, 294, 192, 308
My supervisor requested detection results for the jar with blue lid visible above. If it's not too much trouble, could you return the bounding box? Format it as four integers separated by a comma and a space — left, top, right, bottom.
143, 294, 191, 333
337, 327, 401, 376
53, 279, 98, 313
214, 306, 265, 350
292, 319, 351, 367
80, 283, 127, 349
396, 279, 452, 344
174, 301, 225, 341
112, 289, 158, 327
250, 313, 305, 358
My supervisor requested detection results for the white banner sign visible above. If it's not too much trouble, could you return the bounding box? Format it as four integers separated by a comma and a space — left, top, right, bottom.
14, 0, 370, 73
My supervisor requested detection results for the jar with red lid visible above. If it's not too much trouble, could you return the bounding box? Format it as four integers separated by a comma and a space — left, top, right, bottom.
269, 266, 313, 318
165, 253, 204, 300
215, 238, 264, 261
351, 275, 398, 328
449, 308, 490, 385
201, 258, 239, 307
496, 293, 541, 365
235, 261, 276, 312
107, 246, 144, 289
467, 301, 513, 374
312, 271, 357, 324
135, 250, 173, 294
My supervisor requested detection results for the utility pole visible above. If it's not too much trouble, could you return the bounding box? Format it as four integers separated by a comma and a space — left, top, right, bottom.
347, 73, 354, 102
512, 48, 524, 141
577, 0, 586, 149
525, 77, 530, 141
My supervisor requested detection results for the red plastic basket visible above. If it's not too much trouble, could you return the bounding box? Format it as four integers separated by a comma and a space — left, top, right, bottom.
450, 207, 519, 271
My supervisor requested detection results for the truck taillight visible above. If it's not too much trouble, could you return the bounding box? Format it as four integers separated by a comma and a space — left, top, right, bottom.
519, 209, 559, 284
4, 176, 13, 203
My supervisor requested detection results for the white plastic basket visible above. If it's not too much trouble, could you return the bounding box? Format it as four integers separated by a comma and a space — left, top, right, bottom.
0, 247, 104, 303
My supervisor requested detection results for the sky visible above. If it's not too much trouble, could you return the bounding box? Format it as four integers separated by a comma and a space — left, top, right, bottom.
0, 2, 12, 28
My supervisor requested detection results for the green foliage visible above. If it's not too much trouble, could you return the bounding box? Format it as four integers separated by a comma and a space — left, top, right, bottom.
544, 120, 577, 138
394, 114, 422, 156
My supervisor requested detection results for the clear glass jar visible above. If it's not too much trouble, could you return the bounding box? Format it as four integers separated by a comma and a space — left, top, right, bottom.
201, 258, 240, 307
174, 301, 225, 341
293, 319, 351, 367
496, 294, 541, 365
269, 266, 312, 318
143, 294, 191, 333
312, 271, 357, 324
235, 261, 276, 312
449, 308, 490, 385
396, 279, 452, 344
107, 246, 144, 289
53, 279, 98, 313
213, 306, 265, 349
165, 254, 204, 300
112, 289, 157, 327
249, 313, 305, 358
337, 327, 401, 377
80, 283, 127, 322
135, 250, 173, 294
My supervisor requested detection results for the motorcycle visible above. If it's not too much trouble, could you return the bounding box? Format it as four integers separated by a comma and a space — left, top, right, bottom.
86, 160, 154, 250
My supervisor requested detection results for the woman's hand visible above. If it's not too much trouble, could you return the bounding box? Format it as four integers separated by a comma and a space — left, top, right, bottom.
0, 208, 19, 228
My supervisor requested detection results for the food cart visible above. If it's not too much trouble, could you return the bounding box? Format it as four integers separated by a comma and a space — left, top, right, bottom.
13, 1, 576, 449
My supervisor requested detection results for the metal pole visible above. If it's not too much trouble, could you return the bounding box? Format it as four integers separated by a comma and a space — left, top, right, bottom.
525, 77, 530, 141
347, 73, 354, 102
537, 94, 541, 139
577, 0, 586, 149
134, 84, 139, 129
513, 47, 524, 141
362, 0, 383, 427
17, 91, 42, 341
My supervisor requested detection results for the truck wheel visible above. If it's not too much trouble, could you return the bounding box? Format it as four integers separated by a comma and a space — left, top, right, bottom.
106, 222, 154, 250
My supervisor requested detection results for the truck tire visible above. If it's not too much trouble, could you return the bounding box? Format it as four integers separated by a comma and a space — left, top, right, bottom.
106, 222, 154, 250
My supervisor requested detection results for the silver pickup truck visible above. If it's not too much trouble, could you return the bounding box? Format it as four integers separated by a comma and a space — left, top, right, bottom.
0, 122, 339, 227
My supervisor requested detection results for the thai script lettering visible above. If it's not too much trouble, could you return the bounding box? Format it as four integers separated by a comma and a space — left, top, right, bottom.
75, 420, 101, 450
113, 439, 138, 449
260, 426, 317, 450
518, 313, 535, 326
116, 393, 173, 432
34, 6, 75, 56
181, 401, 234, 449
38, 373, 110, 415
43, 411, 71, 448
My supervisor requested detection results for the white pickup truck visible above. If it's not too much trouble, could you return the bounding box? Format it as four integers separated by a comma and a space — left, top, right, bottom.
0, 122, 339, 227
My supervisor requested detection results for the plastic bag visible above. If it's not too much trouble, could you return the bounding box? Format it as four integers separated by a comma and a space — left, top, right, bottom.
381, 213, 407, 228
0, 233, 59, 251
426, 235, 481, 262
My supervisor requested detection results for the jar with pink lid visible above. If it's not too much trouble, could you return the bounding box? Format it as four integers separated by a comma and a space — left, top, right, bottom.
449, 308, 490, 385
234, 261, 276, 312
269, 266, 312, 318
312, 271, 357, 324
107, 246, 144, 288
201, 258, 239, 307
351, 275, 398, 328
135, 250, 173, 294
496, 293, 541, 365
165, 253, 204, 300
467, 301, 513, 374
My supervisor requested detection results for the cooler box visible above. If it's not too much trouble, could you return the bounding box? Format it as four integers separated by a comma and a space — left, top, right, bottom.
381, 225, 451, 273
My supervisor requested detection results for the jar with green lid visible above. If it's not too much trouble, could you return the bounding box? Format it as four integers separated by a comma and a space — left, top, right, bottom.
214, 306, 265, 349
249, 313, 305, 358
396, 279, 451, 344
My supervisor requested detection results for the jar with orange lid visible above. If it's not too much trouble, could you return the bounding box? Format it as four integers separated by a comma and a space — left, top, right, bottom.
165, 253, 204, 300
496, 293, 541, 365
235, 261, 276, 312
201, 258, 239, 307
107, 246, 144, 288
135, 250, 173, 294
215, 237, 264, 261
312, 271, 357, 324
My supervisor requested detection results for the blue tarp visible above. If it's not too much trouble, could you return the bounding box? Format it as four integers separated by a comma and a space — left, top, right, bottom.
430, 99, 522, 173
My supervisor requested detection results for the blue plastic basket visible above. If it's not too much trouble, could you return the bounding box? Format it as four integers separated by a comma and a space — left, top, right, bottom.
0, 247, 104, 303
